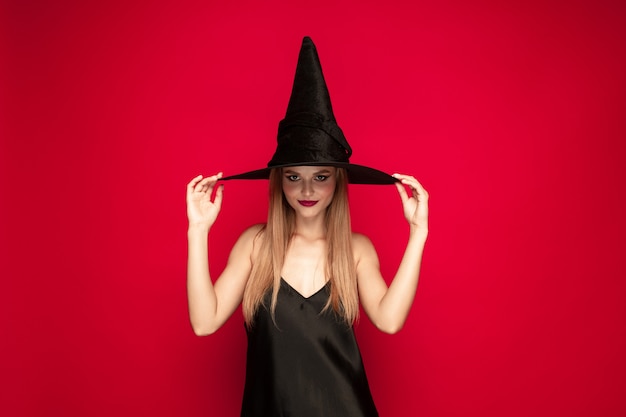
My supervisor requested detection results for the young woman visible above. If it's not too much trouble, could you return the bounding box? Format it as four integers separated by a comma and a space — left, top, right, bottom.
186, 37, 429, 416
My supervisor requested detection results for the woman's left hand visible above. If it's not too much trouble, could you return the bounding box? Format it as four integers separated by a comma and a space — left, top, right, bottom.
392, 174, 429, 235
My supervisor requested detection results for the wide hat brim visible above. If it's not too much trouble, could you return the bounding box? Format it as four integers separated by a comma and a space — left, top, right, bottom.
221, 163, 397, 185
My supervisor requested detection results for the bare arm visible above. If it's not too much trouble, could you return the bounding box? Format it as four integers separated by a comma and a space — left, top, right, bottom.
186, 173, 259, 336
356, 174, 429, 334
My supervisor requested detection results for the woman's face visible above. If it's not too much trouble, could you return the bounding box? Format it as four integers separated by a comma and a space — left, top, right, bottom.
281, 166, 337, 219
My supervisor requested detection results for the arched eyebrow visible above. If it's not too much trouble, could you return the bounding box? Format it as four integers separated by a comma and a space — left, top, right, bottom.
283, 168, 334, 175
313, 169, 333, 175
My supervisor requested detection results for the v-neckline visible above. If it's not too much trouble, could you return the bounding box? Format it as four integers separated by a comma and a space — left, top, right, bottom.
281, 277, 329, 300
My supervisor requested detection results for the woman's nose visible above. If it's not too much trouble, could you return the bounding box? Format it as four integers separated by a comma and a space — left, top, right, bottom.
301, 180, 314, 196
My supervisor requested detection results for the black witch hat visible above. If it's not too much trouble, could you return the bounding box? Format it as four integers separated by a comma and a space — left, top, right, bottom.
221, 36, 396, 184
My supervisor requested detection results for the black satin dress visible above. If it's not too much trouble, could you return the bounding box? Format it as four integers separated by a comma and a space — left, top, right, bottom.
241, 278, 378, 417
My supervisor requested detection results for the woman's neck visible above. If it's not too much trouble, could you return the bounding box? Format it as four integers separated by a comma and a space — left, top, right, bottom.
293, 215, 327, 240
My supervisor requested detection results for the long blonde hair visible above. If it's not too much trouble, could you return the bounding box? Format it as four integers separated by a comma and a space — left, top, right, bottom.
242, 167, 359, 327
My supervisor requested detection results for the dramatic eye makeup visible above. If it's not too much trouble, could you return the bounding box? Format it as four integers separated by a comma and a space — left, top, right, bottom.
283, 169, 333, 182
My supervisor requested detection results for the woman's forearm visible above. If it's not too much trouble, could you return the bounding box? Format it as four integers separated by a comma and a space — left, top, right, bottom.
187, 225, 218, 335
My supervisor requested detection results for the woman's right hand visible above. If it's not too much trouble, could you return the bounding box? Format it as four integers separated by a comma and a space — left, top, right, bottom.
186, 173, 224, 230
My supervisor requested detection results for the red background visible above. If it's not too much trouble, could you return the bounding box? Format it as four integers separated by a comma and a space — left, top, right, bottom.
2, 1, 626, 416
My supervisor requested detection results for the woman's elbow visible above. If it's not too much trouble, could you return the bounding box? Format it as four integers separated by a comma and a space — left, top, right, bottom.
375, 320, 405, 335
190, 321, 219, 336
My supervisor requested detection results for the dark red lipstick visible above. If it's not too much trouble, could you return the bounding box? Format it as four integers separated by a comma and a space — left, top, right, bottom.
298, 200, 318, 207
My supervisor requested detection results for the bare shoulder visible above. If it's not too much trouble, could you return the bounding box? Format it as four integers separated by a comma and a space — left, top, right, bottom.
232, 223, 266, 260
351, 231, 373, 248
239, 223, 266, 241
351, 232, 379, 265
